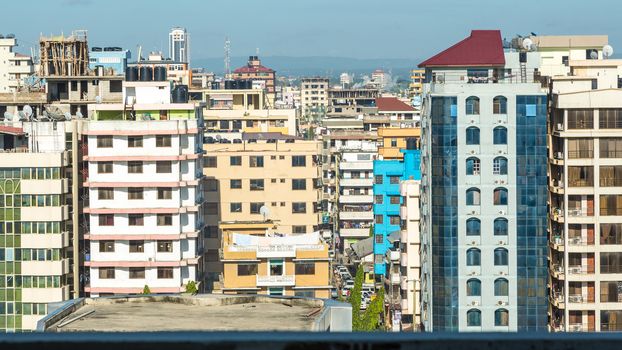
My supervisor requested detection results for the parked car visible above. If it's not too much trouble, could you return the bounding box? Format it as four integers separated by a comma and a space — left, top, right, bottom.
330, 288, 339, 299
343, 279, 355, 290
341, 288, 350, 297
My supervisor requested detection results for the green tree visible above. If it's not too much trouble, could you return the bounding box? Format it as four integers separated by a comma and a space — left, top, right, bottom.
185, 281, 198, 294
142, 285, 151, 295
349, 265, 364, 331
361, 286, 385, 331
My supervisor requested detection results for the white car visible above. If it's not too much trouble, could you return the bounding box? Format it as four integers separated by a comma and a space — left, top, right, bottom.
343, 279, 355, 290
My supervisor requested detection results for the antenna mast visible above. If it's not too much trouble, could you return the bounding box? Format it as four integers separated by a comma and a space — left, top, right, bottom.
224, 36, 231, 78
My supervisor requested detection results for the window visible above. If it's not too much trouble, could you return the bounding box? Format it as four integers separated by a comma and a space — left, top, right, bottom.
157, 240, 173, 253
121, 187, 143, 202
467, 309, 481, 327
292, 202, 307, 213
205, 157, 217, 168
292, 155, 306, 167
466, 127, 480, 145
389, 176, 400, 184
156, 135, 172, 147
466, 248, 481, 266
494, 218, 508, 236
129, 240, 144, 253
601, 223, 622, 244
154, 188, 174, 201
295, 290, 315, 298
568, 166, 593, 187
128, 161, 143, 174
389, 216, 400, 225
128, 136, 143, 148
292, 179, 306, 190
494, 278, 509, 296
601, 138, 622, 158
601, 253, 622, 273
466, 188, 481, 206
98, 162, 113, 174
567, 109, 594, 129
493, 188, 508, 205
493, 96, 507, 114
466, 157, 480, 175
389, 196, 400, 204
465, 96, 480, 115
493, 127, 507, 145
375, 195, 383, 204
269, 259, 284, 276
375, 175, 383, 184
98, 188, 114, 200
230, 202, 242, 213
601, 166, 622, 187
98, 214, 114, 226
466, 278, 481, 296
99, 267, 115, 279
568, 139, 593, 159
250, 202, 264, 214
493, 157, 508, 175
230, 156, 241, 166
205, 179, 218, 192
109, 80, 122, 93
292, 225, 306, 233
494, 248, 509, 266
601, 282, 622, 302
250, 179, 265, 191
295, 263, 315, 275
390, 138, 398, 147
375, 234, 384, 244
205, 203, 218, 215
249, 156, 264, 167
99, 241, 115, 252
157, 267, 174, 279
128, 214, 144, 226
600, 109, 622, 129
156, 161, 172, 173
97, 135, 113, 148
601, 195, 622, 217
230, 179, 242, 189
129, 267, 145, 279
375, 215, 384, 224
157, 214, 172, 226
237, 264, 258, 276
495, 309, 509, 326
466, 218, 481, 236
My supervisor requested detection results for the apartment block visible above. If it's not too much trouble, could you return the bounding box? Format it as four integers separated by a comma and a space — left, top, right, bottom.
232, 56, 276, 106
301, 77, 329, 122
0, 36, 34, 93
220, 221, 331, 298
419, 30, 548, 332
548, 59, 622, 332
378, 127, 421, 160
530, 35, 608, 77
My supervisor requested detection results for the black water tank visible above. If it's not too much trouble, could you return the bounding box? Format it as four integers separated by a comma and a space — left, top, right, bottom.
240, 80, 250, 89
154, 66, 167, 81
125, 67, 139, 81
406, 138, 418, 150
104, 47, 113, 52
230, 80, 238, 89
172, 85, 189, 103
519, 52, 527, 63
139, 66, 153, 81
224, 80, 233, 89
211, 81, 220, 89
92, 47, 102, 52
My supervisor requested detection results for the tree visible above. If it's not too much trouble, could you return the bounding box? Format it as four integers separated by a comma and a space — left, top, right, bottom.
185, 281, 198, 294
361, 286, 385, 331
142, 285, 151, 295
349, 265, 364, 331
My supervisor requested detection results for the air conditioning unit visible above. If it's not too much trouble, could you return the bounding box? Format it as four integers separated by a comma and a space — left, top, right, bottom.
555, 152, 563, 159
556, 123, 563, 131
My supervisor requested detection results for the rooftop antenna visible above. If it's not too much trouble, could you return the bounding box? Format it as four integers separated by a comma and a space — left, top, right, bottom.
256, 47, 259, 56
603, 45, 614, 59
224, 36, 231, 77
259, 205, 270, 221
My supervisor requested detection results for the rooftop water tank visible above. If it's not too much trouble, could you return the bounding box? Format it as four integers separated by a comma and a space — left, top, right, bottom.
139, 66, 153, 81
125, 67, 139, 81
154, 66, 167, 81
172, 85, 189, 103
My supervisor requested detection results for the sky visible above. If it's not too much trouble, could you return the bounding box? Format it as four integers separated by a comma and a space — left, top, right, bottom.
4, 0, 622, 62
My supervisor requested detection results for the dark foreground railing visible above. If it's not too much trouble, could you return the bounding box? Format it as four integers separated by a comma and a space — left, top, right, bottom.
3, 332, 622, 350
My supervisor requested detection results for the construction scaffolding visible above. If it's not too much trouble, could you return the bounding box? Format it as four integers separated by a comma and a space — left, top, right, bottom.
39, 30, 89, 77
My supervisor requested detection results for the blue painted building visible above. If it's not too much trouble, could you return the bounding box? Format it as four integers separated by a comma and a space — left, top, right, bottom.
373, 142, 421, 275
89, 47, 131, 75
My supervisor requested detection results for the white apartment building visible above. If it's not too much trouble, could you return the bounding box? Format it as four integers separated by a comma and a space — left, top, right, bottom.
399, 179, 421, 331
301, 77, 329, 122
530, 35, 608, 77
0, 36, 35, 93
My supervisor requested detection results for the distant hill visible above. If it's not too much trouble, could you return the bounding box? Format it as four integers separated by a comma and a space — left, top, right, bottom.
192, 56, 421, 80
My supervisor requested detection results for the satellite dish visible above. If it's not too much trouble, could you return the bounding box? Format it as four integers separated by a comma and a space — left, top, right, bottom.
95, 95, 102, 104
522, 38, 534, 51
259, 206, 270, 221
23, 105, 33, 118
215, 134, 222, 141
590, 50, 599, 59
63, 112, 72, 120
76, 111, 83, 119
18, 111, 26, 120
603, 45, 614, 58
3, 112, 13, 121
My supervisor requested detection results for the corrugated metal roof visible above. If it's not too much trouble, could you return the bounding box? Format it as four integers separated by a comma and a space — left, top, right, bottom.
419, 30, 505, 68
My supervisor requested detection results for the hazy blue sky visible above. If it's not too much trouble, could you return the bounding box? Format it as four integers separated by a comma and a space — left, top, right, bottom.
4, 0, 621, 61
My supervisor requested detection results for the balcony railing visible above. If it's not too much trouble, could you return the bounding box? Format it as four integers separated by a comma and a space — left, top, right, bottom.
568, 295, 586, 303
256, 275, 295, 286
568, 150, 594, 159
568, 266, 593, 275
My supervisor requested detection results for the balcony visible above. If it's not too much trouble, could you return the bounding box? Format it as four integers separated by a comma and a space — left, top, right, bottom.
389, 273, 400, 285
256, 275, 295, 287
339, 228, 370, 238
339, 178, 373, 187
567, 208, 593, 218
568, 236, 593, 246
339, 161, 373, 171
568, 266, 592, 275
550, 179, 565, 194
339, 211, 373, 220
550, 208, 564, 223
401, 252, 408, 267
568, 324, 588, 332
550, 291, 565, 309
568, 295, 587, 303
339, 195, 373, 204
256, 244, 324, 258
551, 264, 565, 280
550, 236, 565, 252
388, 250, 400, 261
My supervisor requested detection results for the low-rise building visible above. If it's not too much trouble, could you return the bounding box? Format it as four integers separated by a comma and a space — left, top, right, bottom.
377, 127, 421, 160
232, 56, 276, 107
88, 47, 131, 75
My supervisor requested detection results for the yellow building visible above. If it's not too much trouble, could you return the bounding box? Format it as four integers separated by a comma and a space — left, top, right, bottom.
409, 68, 424, 97
220, 221, 331, 298
377, 127, 421, 159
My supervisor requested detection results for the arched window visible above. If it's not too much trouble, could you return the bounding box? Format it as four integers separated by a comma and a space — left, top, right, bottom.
466, 96, 480, 115
466, 218, 481, 236
466, 248, 481, 266
493, 157, 508, 175
467, 278, 481, 296
493, 126, 508, 145
494, 218, 508, 236
467, 309, 481, 327
494, 278, 509, 296
466, 188, 481, 206
493, 96, 507, 114
495, 308, 509, 326
466, 157, 480, 175
466, 127, 480, 145
494, 248, 509, 266
493, 187, 508, 205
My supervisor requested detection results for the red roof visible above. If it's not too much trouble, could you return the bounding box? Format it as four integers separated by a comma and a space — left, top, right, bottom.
233, 65, 274, 74
0, 126, 25, 136
418, 30, 505, 68
376, 97, 415, 112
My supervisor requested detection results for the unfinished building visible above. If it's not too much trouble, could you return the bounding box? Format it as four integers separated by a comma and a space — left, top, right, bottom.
39, 30, 89, 77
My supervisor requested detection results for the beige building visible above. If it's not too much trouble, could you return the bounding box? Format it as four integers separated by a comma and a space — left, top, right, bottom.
203, 134, 322, 287
530, 35, 609, 77
548, 59, 622, 332
0, 36, 35, 93
220, 221, 331, 298
301, 77, 329, 122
